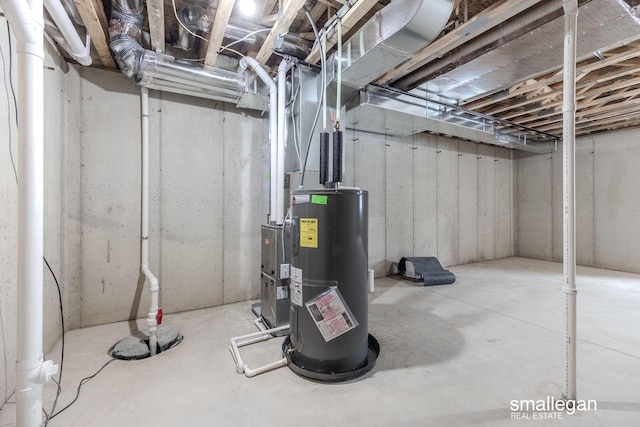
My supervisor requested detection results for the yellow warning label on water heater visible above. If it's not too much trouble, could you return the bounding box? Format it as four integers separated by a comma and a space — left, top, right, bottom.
300, 218, 318, 248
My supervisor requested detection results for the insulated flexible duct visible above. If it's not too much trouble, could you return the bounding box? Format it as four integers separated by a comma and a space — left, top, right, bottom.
109, 0, 243, 103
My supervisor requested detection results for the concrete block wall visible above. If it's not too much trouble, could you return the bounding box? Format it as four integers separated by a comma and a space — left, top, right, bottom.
343, 130, 515, 277
71, 68, 264, 328
516, 128, 640, 274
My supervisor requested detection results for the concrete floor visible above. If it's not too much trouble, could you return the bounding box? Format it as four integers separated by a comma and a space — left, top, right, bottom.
1, 257, 639, 426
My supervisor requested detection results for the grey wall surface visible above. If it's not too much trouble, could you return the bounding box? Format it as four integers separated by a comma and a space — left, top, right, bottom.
516, 129, 640, 273
344, 130, 515, 277
0, 59, 515, 404
0, 23, 72, 407
71, 68, 264, 327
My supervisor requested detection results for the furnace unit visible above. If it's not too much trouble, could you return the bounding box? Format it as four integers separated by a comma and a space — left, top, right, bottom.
259, 225, 291, 329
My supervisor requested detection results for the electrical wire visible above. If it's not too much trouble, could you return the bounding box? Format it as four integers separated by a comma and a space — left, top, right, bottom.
1, 21, 18, 184
47, 359, 115, 421
300, 7, 326, 189
217, 46, 245, 58
219, 28, 271, 53
6, 23, 17, 126
171, 0, 208, 42
42, 258, 64, 427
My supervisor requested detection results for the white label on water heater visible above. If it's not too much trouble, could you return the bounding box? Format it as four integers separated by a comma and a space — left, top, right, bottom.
290, 266, 303, 306
305, 288, 358, 342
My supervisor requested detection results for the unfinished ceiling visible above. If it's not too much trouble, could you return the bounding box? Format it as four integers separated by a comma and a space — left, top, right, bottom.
60, 0, 640, 137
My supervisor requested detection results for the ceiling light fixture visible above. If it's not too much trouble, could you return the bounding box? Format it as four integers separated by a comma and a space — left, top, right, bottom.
239, 0, 256, 16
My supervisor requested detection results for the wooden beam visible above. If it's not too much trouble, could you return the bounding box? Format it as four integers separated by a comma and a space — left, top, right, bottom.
255, 0, 307, 66
146, 0, 165, 52
264, 0, 279, 15
204, 0, 236, 66
73, 0, 116, 68
297, 2, 326, 34
376, 0, 545, 84
305, 0, 380, 64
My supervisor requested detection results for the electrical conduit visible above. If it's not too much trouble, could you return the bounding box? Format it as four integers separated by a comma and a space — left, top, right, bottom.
0, 0, 58, 425
141, 87, 160, 356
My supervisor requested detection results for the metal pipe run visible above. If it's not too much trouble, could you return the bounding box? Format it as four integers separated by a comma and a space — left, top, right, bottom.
562, 0, 578, 403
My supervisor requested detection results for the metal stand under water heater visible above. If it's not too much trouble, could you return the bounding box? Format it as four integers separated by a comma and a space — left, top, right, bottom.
283, 188, 379, 381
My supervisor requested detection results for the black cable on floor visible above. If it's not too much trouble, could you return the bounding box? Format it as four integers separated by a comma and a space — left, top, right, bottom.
48, 359, 115, 421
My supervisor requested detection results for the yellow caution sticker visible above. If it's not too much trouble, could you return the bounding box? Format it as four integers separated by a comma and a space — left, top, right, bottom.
300, 218, 318, 248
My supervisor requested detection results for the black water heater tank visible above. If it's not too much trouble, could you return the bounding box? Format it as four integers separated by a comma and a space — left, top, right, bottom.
285, 188, 377, 381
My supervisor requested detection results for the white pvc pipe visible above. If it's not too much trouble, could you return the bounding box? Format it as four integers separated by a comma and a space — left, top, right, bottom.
276, 59, 288, 225
43, 0, 92, 66
244, 357, 288, 378
1, 0, 48, 424
239, 57, 277, 224
141, 87, 159, 356
562, 0, 578, 402
229, 324, 289, 374
368, 268, 374, 293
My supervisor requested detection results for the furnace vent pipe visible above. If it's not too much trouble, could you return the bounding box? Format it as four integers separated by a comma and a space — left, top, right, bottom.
0, 0, 59, 425
276, 59, 290, 225
239, 56, 278, 223
43, 0, 92, 65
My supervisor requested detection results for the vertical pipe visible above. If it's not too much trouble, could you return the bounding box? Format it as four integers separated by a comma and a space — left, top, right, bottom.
276, 59, 288, 225
562, 0, 578, 402
336, 18, 342, 126
322, 30, 327, 132
238, 57, 277, 223
319, 132, 329, 185
332, 130, 343, 183
2, 0, 47, 423
141, 87, 159, 356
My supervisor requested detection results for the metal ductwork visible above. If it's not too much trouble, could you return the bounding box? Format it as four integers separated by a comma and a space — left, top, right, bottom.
330, 0, 454, 93
174, 6, 211, 51
171, 6, 312, 59
411, 0, 640, 102
225, 18, 312, 60
109, 0, 245, 104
